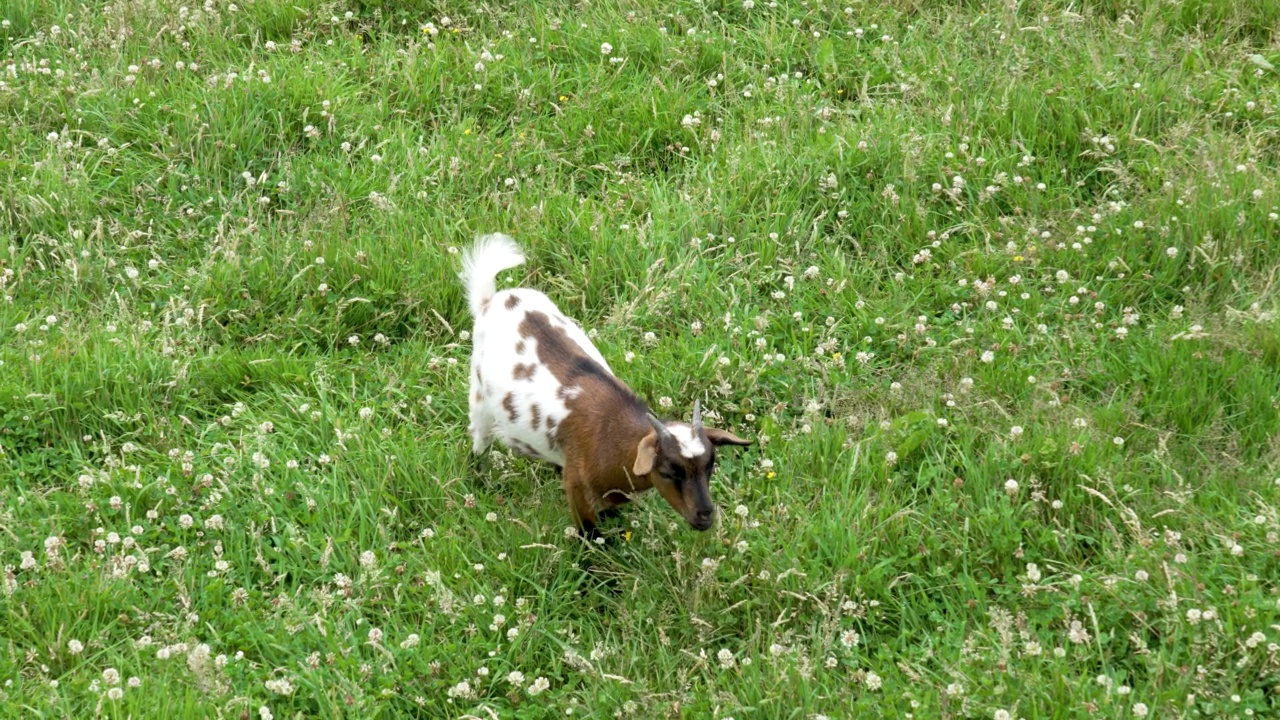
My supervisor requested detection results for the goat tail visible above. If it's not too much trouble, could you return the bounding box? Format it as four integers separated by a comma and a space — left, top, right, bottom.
459, 233, 526, 318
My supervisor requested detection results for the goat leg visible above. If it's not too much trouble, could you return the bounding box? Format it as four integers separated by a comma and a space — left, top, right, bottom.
563, 466, 600, 538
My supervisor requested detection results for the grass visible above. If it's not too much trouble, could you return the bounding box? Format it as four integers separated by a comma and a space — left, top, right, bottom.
2, 0, 1279, 717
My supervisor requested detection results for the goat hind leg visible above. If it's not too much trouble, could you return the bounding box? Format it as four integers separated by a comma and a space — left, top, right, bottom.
467, 387, 495, 456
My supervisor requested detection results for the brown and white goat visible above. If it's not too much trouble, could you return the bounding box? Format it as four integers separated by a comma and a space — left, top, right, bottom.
459, 233, 751, 534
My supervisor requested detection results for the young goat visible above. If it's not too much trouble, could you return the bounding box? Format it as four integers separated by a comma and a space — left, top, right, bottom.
460, 233, 751, 535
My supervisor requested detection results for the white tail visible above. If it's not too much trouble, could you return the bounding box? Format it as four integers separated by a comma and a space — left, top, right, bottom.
459, 233, 526, 317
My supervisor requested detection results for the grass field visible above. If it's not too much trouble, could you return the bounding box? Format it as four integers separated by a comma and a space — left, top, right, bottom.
3, 0, 1280, 716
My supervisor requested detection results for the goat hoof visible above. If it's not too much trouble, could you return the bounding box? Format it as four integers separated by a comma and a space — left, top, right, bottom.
469, 452, 492, 474
572, 521, 609, 545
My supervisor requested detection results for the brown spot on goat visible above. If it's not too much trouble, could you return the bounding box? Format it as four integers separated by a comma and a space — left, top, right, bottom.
502, 393, 518, 422
513, 363, 537, 381
515, 340, 526, 355
544, 417, 560, 451
530, 404, 542, 430
505, 294, 521, 310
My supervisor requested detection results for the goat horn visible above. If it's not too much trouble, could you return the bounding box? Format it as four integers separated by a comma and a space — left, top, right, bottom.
647, 412, 675, 442
691, 398, 703, 433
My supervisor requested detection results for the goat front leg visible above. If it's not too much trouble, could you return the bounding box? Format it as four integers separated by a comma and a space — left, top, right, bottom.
562, 466, 600, 539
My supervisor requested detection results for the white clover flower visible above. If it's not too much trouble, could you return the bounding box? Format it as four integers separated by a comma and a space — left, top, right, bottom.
446, 680, 474, 699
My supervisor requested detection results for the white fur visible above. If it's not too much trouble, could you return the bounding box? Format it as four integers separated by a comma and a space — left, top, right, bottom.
670, 425, 706, 458
462, 236, 615, 466
459, 233, 526, 318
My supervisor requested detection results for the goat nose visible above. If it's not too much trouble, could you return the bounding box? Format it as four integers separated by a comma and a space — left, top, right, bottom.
696, 508, 714, 520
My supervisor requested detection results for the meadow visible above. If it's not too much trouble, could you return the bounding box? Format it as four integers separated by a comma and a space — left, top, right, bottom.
2, 0, 1280, 716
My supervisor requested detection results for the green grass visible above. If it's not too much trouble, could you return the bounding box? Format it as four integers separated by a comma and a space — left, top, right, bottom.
2, 0, 1280, 717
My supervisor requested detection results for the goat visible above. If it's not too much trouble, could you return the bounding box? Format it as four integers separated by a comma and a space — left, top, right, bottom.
459, 233, 751, 535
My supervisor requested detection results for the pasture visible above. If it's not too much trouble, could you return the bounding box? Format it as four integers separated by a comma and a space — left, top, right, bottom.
2, 0, 1279, 717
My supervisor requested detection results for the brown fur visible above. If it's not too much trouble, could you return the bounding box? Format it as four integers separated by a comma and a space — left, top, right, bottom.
545, 417, 560, 451
515, 310, 750, 534
513, 363, 537, 381
502, 393, 518, 422
505, 294, 521, 309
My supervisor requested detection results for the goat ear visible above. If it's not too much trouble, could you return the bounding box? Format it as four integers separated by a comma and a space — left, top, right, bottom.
704, 428, 752, 447
633, 432, 660, 476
